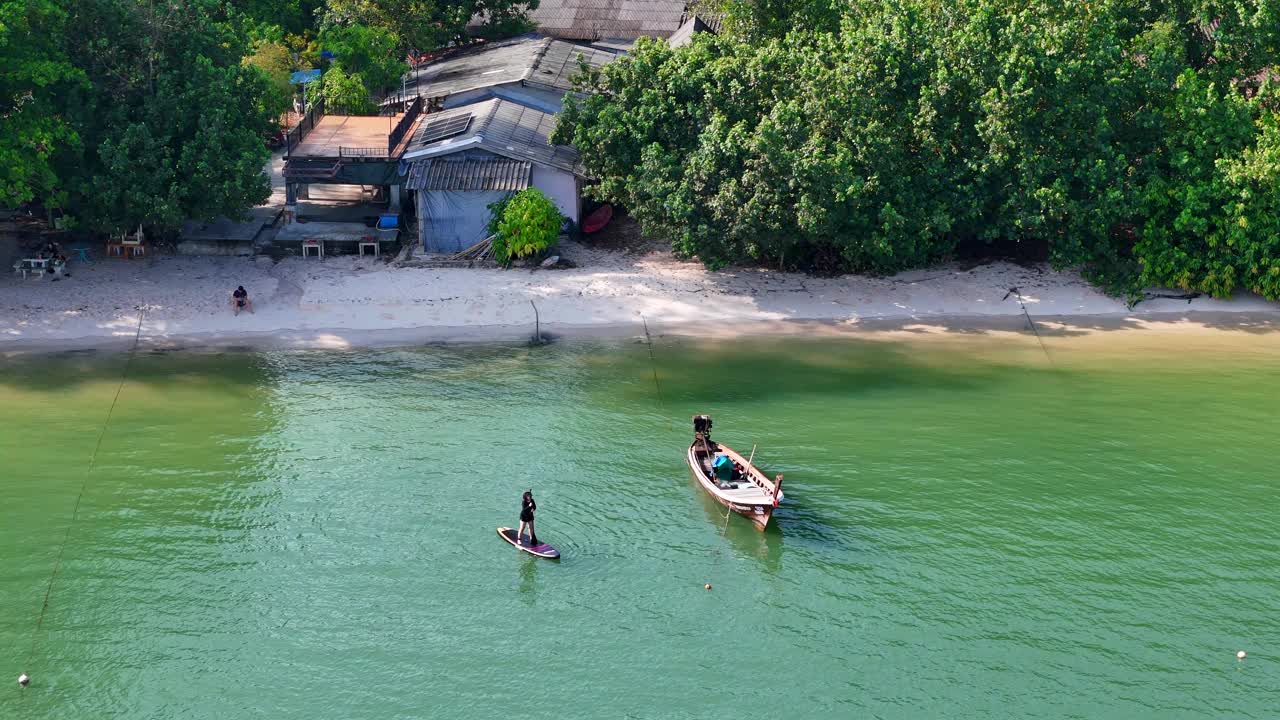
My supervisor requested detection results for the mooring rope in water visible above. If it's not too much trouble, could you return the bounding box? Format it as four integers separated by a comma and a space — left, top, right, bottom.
23, 306, 146, 682
639, 316, 668, 425
718, 500, 733, 538
702, 480, 738, 592
1003, 286, 1053, 366
638, 314, 733, 588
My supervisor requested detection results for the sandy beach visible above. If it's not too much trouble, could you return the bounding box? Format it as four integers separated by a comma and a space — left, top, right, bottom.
2, 239, 1279, 351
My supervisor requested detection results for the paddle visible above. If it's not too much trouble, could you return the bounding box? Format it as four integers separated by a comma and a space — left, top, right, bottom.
741, 444, 757, 486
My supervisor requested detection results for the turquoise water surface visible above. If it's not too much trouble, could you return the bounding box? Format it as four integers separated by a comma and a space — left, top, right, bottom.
1, 333, 1277, 718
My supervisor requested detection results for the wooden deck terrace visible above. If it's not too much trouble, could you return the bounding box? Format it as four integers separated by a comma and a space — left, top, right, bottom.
289, 114, 420, 160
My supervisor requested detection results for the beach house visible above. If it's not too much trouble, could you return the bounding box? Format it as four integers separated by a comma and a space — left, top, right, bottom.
400, 98, 585, 253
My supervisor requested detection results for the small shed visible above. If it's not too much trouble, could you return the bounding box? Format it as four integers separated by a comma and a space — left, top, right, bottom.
405, 157, 532, 253
401, 99, 585, 253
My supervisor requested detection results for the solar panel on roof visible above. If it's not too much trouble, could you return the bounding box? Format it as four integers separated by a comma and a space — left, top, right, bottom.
419, 114, 472, 144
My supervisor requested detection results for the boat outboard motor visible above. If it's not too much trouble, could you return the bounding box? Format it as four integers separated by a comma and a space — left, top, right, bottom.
693, 415, 713, 437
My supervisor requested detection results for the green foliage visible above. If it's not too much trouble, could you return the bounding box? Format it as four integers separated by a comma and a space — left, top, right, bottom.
243, 41, 295, 119
58, 0, 274, 232
1135, 73, 1280, 298
486, 193, 514, 236
492, 189, 562, 264
224, 0, 324, 36
558, 1, 1280, 295
322, 0, 538, 55
285, 32, 323, 69
719, 0, 843, 40
320, 23, 405, 93
318, 65, 375, 114
0, 0, 82, 207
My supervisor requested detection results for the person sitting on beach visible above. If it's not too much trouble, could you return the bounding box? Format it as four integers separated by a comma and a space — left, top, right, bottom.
231, 286, 253, 316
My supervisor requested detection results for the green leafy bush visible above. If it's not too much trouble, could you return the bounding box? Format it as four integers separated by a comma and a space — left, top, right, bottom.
486, 193, 513, 236
242, 41, 294, 119
491, 189, 562, 265
320, 24, 406, 94
554, 2, 1280, 297
319, 66, 374, 115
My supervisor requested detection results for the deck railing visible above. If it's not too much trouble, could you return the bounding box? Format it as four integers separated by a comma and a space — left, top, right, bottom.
285, 97, 326, 158
338, 146, 387, 158
283, 94, 419, 160
388, 96, 424, 155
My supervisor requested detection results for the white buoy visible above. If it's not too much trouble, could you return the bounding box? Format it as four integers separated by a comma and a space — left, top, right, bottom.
18, 673, 29, 687
1237, 650, 1247, 660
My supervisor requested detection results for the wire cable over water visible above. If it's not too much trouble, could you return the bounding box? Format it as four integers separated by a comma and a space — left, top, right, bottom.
640, 315, 665, 411
22, 306, 147, 686
638, 315, 737, 588
1004, 286, 1053, 365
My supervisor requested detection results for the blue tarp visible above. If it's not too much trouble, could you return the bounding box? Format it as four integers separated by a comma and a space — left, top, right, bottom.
290, 69, 321, 85
713, 455, 734, 481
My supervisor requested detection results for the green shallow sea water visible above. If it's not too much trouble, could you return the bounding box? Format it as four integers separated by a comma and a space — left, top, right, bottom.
1, 332, 1278, 719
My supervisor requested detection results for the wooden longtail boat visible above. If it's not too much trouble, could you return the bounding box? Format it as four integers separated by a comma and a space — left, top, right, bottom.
686, 415, 784, 531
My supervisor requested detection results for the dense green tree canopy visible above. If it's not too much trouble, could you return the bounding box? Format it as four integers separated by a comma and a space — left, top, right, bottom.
320, 23, 405, 93
556, 0, 1280, 297
0, 0, 547, 233
227, 0, 325, 36
243, 40, 296, 119
322, 0, 535, 55
318, 65, 376, 114
0, 0, 82, 208
60, 0, 275, 233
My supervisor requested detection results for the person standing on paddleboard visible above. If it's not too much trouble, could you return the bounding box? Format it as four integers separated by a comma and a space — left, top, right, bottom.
518, 490, 539, 545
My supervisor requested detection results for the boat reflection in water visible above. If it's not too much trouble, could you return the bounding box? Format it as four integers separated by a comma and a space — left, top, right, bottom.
696, 489, 785, 574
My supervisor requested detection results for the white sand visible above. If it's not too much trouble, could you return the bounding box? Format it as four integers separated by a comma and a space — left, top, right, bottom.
2, 240, 1278, 350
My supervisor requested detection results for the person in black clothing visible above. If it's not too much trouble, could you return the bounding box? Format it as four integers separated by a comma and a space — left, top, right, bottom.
231, 285, 253, 316
518, 490, 539, 545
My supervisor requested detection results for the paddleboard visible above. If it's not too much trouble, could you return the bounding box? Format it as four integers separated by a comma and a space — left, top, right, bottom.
497, 527, 560, 559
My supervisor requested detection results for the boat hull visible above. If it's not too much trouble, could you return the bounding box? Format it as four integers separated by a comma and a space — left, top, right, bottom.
686, 443, 776, 531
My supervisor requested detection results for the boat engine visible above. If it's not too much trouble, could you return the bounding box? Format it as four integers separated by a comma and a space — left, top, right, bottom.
693, 415, 712, 439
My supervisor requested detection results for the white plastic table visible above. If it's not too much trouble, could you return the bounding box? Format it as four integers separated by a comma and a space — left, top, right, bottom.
13, 258, 51, 279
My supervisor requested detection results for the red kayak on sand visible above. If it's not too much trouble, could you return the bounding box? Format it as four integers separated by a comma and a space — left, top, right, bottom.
497, 527, 560, 559
582, 205, 613, 234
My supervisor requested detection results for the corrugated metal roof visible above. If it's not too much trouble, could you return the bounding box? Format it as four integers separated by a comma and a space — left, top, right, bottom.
587, 38, 637, 54
667, 15, 711, 47
409, 35, 547, 99
408, 34, 616, 101
403, 98, 583, 176
525, 41, 617, 94
696, 12, 725, 34
405, 158, 532, 191
529, 0, 688, 40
